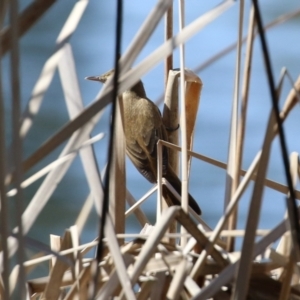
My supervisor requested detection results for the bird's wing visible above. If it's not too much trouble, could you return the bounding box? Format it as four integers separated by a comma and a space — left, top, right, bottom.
126, 137, 157, 183
126, 103, 167, 183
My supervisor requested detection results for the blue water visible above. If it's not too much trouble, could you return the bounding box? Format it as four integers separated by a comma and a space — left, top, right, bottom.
3, 1, 300, 248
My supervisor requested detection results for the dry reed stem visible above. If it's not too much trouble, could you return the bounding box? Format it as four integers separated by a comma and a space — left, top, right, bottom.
159, 139, 300, 199
236, 4, 256, 191
278, 254, 294, 300
280, 75, 300, 120
2, 47, 106, 270
59, 43, 106, 229
7, 0, 231, 190
125, 190, 150, 227
0, 1, 10, 298
163, 70, 180, 175
193, 8, 300, 76
19, 1, 88, 140
184, 70, 202, 169
108, 96, 126, 237
1, 1, 300, 299
191, 152, 261, 279
136, 280, 154, 300
157, 138, 164, 219
161, 68, 202, 244
5, 132, 104, 195
75, 194, 95, 236
64, 264, 92, 300
9, 0, 173, 187
165, 3, 173, 86
44, 230, 73, 299
176, 208, 227, 267
17, 232, 228, 265
153, 7, 300, 107
119, 0, 172, 74
96, 254, 133, 299
233, 107, 277, 298
8, 215, 300, 299
21, 200, 300, 299
0, 0, 56, 55
103, 217, 136, 300
230, 2, 255, 252
129, 207, 180, 286
224, 0, 244, 252
50, 235, 62, 270
196, 206, 300, 299
126, 186, 157, 219
162, 69, 179, 243
150, 271, 168, 299
178, 0, 189, 249
160, 70, 180, 243
9, 0, 27, 297
166, 258, 191, 300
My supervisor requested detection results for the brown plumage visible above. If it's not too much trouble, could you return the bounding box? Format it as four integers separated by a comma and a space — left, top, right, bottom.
86, 70, 201, 215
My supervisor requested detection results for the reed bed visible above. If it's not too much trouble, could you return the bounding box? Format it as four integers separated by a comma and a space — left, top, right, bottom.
1, 0, 300, 299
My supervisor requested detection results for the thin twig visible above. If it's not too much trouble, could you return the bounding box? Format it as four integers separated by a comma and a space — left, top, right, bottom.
94, 0, 123, 297
253, 0, 300, 256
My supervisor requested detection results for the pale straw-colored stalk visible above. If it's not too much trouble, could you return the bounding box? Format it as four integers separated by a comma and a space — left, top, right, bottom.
178, 0, 188, 247
224, 0, 245, 252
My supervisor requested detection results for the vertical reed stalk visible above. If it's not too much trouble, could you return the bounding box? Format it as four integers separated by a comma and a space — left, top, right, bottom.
10, 0, 26, 297
163, 2, 178, 244
178, 0, 188, 247
224, 0, 244, 252
0, 1, 9, 299
165, 4, 173, 86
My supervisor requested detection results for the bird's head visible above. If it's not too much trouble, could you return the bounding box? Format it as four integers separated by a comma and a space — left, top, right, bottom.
85, 69, 114, 83
85, 69, 146, 97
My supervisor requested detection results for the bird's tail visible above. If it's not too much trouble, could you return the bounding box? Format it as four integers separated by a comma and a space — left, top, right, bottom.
163, 167, 201, 215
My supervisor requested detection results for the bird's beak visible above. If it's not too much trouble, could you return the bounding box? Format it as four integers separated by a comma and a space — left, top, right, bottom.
85, 75, 100, 82
85, 69, 113, 83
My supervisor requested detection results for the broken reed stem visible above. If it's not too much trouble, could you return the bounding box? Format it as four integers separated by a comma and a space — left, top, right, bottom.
154, 8, 300, 107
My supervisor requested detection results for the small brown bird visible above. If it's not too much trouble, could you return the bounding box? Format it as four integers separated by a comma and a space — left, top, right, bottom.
86, 70, 201, 215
